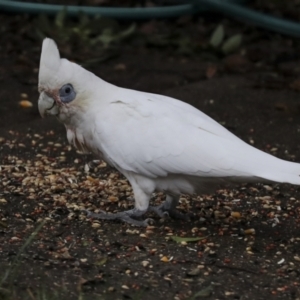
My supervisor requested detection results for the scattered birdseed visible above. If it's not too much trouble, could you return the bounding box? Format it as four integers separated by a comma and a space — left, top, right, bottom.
160, 256, 169, 262
121, 285, 129, 290
243, 228, 256, 235
19, 100, 33, 108
141, 260, 150, 267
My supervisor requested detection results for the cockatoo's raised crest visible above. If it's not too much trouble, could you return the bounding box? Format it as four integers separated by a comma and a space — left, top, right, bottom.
38, 38, 101, 119
38, 38, 300, 227
39, 38, 61, 87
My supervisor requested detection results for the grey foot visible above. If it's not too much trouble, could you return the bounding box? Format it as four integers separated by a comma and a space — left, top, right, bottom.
83, 208, 153, 227
149, 203, 191, 221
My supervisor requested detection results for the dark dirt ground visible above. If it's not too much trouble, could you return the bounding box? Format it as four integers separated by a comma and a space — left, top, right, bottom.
2, 2, 300, 300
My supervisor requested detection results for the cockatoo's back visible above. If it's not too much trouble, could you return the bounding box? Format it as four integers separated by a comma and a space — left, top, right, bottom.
38, 38, 300, 226
90, 87, 300, 189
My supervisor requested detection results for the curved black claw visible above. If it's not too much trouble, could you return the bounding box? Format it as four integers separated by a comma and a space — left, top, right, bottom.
149, 205, 192, 221
168, 210, 192, 221
121, 215, 154, 227
149, 206, 169, 218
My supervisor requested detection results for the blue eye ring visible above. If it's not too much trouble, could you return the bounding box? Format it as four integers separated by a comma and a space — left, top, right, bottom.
59, 83, 76, 103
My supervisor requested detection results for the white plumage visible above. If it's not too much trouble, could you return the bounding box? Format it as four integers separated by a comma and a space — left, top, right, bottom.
38, 38, 300, 226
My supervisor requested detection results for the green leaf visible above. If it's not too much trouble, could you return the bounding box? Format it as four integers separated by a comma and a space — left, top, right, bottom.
171, 235, 209, 243
221, 34, 242, 54
96, 28, 115, 47
190, 285, 213, 299
82, 240, 89, 247
95, 257, 108, 266
209, 24, 224, 48
55, 8, 67, 29
118, 23, 136, 40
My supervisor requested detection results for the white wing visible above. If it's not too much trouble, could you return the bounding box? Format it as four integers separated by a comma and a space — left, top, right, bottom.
91, 87, 300, 184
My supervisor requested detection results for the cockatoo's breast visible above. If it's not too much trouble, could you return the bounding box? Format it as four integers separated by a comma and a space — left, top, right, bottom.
66, 124, 106, 160
66, 127, 91, 154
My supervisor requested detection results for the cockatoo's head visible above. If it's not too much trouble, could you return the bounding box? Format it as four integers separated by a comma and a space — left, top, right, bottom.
38, 38, 95, 124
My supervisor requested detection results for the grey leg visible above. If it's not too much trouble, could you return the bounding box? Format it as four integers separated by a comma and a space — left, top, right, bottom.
83, 208, 152, 227
149, 194, 191, 220
84, 174, 154, 227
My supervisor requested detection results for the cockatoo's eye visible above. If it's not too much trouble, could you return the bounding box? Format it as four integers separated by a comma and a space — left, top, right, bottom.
59, 83, 76, 103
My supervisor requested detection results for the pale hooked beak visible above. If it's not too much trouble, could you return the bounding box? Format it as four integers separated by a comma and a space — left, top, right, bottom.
38, 92, 59, 118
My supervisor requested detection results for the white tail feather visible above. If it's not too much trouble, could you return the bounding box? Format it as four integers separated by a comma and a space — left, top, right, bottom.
233, 142, 300, 185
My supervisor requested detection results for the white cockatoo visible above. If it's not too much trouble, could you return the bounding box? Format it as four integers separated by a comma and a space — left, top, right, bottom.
38, 38, 300, 226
